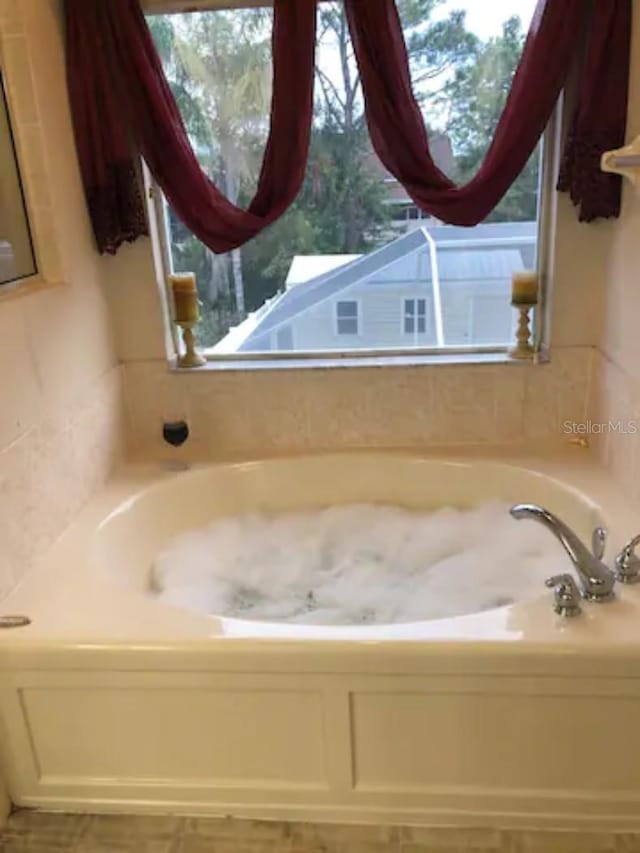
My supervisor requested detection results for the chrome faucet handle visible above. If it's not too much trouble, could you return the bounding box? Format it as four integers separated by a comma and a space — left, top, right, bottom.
615, 534, 640, 584
510, 504, 615, 602
592, 527, 607, 561
545, 574, 582, 617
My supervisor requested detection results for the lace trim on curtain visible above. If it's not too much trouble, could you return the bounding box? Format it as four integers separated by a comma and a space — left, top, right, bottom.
86, 162, 148, 256
558, 131, 624, 223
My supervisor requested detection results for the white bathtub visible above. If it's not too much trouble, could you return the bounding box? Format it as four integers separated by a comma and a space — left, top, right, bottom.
2, 451, 640, 829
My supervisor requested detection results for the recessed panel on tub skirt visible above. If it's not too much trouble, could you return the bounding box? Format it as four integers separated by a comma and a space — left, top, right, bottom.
20, 688, 327, 787
350, 690, 640, 794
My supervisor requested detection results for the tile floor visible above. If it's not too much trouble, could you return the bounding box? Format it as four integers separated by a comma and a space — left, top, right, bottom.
1, 812, 640, 853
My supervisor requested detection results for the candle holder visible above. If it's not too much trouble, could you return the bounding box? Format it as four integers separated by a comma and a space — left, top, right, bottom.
177, 320, 206, 368
509, 302, 535, 360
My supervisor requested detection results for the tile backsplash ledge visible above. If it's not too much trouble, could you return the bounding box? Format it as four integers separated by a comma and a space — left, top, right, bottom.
123, 346, 595, 460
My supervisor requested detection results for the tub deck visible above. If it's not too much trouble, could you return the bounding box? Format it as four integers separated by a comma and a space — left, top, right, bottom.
1, 450, 640, 828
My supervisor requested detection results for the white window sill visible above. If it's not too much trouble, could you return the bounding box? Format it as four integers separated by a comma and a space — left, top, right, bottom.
168, 349, 549, 373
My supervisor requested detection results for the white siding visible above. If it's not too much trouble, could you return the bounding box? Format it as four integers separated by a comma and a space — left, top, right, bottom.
288, 282, 436, 350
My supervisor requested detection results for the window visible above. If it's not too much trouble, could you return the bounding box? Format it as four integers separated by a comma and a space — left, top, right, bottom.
335, 300, 359, 335
148, 0, 546, 360
404, 298, 427, 335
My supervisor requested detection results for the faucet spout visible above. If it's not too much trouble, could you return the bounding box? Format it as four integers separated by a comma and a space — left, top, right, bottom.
510, 503, 615, 602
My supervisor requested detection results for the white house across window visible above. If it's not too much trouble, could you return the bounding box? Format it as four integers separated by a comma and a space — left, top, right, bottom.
336, 300, 359, 335
404, 298, 427, 335
147, 1, 547, 360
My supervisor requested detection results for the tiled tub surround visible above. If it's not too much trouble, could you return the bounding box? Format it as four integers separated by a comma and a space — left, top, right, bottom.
0, 0, 125, 602
0, 365, 124, 600
588, 350, 640, 505
586, 11, 640, 512
123, 346, 595, 461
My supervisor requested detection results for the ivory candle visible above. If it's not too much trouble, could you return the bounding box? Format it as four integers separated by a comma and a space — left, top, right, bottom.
169, 273, 200, 324
511, 271, 539, 306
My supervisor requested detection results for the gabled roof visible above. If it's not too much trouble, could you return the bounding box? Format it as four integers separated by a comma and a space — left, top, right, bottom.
237, 228, 434, 348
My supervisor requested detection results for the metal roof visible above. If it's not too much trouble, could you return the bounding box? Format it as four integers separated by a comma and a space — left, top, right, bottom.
426, 222, 536, 242
436, 247, 525, 281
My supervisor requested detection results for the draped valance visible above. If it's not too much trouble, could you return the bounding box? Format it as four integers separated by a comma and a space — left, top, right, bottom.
65, 0, 632, 256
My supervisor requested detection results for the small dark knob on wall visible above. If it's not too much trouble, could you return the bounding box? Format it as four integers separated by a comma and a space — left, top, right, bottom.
162, 420, 189, 447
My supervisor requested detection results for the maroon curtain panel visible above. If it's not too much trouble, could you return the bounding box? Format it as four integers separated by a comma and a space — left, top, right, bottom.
344, 0, 632, 227
65, 0, 316, 255
66, 0, 631, 256
558, 0, 632, 221
66, 0, 149, 254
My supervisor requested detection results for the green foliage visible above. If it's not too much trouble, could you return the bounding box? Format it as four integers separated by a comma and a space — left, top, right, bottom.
149, 10, 272, 344
400, 2, 478, 88
300, 123, 391, 253
240, 122, 391, 311
441, 16, 539, 222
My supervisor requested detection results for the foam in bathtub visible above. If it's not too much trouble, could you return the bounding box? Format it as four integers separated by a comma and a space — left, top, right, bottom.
149, 502, 570, 625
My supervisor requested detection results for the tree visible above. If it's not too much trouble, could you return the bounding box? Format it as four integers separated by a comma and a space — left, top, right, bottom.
148, 10, 271, 339
310, 1, 477, 247
241, 0, 479, 311
440, 16, 539, 222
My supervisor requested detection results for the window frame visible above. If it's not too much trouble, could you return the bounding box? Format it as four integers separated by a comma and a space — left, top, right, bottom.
147, 1, 558, 367
334, 298, 361, 337
403, 297, 428, 336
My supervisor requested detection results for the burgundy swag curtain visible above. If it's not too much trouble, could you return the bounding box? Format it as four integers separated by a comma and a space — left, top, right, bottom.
65, 0, 632, 257
65, 0, 317, 255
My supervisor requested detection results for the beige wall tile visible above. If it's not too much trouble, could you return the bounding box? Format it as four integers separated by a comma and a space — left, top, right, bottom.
523, 348, 592, 443
0, 0, 24, 35
123, 360, 188, 453
590, 4, 640, 501
103, 241, 170, 363
430, 365, 496, 444
0, 297, 40, 447
548, 195, 612, 350
123, 348, 592, 461
0, 366, 124, 599
598, 1, 640, 387
0, 0, 124, 609
592, 0, 640, 507
589, 353, 640, 506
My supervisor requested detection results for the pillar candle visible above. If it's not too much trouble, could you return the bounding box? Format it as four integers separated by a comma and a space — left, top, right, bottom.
511, 271, 539, 305
169, 273, 200, 324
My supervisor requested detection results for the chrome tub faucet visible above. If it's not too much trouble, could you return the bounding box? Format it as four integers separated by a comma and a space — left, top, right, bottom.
510, 503, 616, 603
